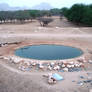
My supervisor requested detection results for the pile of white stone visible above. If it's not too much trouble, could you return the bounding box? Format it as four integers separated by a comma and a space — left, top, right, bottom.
1, 56, 88, 72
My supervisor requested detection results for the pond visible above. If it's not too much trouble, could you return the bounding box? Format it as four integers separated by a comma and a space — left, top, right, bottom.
15, 45, 83, 60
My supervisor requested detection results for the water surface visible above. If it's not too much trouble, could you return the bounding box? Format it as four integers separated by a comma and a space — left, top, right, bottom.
15, 45, 83, 60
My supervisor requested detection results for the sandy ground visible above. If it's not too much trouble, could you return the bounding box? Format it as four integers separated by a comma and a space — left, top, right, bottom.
0, 16, 92, 92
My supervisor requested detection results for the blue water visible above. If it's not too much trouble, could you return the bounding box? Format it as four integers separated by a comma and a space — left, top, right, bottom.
15, 45, 83, 60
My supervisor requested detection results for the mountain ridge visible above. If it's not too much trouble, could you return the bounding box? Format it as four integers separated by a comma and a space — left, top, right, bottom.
0, 2, 53, 11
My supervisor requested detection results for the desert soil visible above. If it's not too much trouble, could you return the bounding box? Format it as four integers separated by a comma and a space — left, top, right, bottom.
0, 16, 92, 92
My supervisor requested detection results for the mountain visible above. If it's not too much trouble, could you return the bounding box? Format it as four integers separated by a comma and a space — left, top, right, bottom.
0, 3, 29, 11
32, 2, 53, 10
0, 2, 53, 11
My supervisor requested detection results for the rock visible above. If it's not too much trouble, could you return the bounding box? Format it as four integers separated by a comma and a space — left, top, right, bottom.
48, 65, 52, 70
13, 59, 22, 64
53, 65, 60, 70
69, 62, 74, 64
3, 56, 9, 60
71, 64, 75, 68
63, 68, 68, 72
74, 63, 80, 67
39, 63, 44, 69
79, 57, 87, 63
48, 78, 54, 84
89, 60, 92, 64
10, 56, 22, 64
67, 65, 72, 68
48, 74, 57, 84
50, 62, 55, 67
39, 65, 44, 69
62, 64, 66, 68
32, 62, 37, 66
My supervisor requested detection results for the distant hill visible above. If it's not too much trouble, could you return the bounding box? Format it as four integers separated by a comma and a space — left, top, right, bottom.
0, 3, 29, 11
31, 2, 53, 10
0, 2, 53, 11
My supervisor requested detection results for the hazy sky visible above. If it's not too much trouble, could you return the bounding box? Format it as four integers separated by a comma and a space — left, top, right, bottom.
0, 0, 92, 8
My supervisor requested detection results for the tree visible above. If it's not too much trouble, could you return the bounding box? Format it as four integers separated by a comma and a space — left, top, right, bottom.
15, 10, 30, 23
50, 8, 61, 16
38, 17, 53, 26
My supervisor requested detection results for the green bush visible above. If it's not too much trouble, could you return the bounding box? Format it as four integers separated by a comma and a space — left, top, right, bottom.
61, 4, 92, 26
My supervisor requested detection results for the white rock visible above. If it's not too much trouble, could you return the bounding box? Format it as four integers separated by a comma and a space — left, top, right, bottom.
69, 62, 74, 64
50, 62, 55, 66
39, 65, 44, 69
32, 62, 36, 66
74, 63, 80, 67
67, 65, 72, 68
48, 78, 53, 84
89, 60, 92, 63
11, 56, 22, 64
53, 65, 60, 70
48, 65, 52, 70
39, 64, 44, 69
62, 64, 65, 68
71, 64, 75, 68
3, 56, 9, 60
63, 68, 68, 72
13, 59, 21, 64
